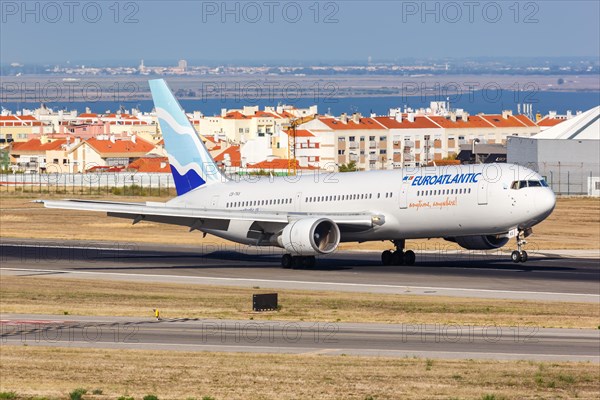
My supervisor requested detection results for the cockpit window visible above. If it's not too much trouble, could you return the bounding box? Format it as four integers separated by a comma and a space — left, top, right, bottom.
511, 180, 547, 190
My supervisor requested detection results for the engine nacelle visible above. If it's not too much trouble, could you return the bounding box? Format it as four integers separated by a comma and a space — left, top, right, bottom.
449, 235, 510, 250
278, 218, 341, 256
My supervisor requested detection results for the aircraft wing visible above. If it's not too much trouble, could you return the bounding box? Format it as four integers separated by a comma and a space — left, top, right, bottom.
38, 199, 382, 234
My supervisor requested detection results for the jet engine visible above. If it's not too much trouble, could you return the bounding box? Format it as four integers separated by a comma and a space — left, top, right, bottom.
278, 218, 341, 256
447, 235, 510, 250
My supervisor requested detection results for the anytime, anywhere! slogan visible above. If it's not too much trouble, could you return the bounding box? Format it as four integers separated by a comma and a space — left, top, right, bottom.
409, 197, 458, 210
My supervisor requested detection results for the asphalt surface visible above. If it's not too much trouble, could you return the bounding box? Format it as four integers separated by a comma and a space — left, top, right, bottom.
1, 239, 598, 302
1, 314, 599, 362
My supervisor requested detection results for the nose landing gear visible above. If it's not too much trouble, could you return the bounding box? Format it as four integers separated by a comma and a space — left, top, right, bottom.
382, 240, 416, 266
511, 230, 529, 263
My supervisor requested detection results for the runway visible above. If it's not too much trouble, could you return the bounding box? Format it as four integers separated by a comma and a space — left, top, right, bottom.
1, 239, 598, 302
1, 314, 598, 362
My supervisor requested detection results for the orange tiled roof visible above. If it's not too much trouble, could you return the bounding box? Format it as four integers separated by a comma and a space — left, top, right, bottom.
85, 137, 155, 155
11, 139, 67, 153
426, 115, 493, 129
319, 117, 386, 130
288, 129, 314, 137
214, 146, 241, 167
127, 156, 171, 173
78, 113, 98, 118
537, 117, 566, 127
254, 111, 280, 119
512, 114, 537, 127
0, 115, 43, 126
373, 116, 440, 129
480, 114, 532, 128
223, 111, 249, 120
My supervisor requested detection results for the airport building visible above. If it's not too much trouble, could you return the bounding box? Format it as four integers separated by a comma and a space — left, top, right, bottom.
508, 106, 600, 196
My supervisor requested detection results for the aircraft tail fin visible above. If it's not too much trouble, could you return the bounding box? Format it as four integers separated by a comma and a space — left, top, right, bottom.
149, 79, 226, 195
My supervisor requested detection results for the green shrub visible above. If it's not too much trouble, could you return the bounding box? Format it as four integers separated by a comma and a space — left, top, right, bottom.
70, 388, 87, 400
0, 392, 17, 400
92, 389, 103, 395
117, 396, 134, 400
143, 396, 159, 400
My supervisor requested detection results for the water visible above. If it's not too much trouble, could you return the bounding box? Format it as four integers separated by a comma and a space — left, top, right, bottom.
2, 90, 599, 116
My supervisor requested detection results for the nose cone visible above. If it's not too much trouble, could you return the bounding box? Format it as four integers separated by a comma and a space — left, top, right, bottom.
535, 189, 556, 222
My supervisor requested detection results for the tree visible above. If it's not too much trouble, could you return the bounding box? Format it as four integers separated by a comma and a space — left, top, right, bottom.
338, 161, 358, 172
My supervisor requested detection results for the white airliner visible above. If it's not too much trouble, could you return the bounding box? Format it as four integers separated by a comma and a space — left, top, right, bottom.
41, 79, 556, 268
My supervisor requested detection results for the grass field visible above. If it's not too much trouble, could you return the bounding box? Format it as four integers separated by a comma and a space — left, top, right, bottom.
2, 276, 598, 328
0, 194, 599, 250
1, 346, 599, 400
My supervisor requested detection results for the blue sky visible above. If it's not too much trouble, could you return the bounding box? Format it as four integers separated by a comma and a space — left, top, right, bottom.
1, 1, 599, 64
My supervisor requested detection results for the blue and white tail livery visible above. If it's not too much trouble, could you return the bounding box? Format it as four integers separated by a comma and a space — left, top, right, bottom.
149, 79, 226, 195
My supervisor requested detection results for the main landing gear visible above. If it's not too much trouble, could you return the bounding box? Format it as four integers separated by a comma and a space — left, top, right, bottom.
510, 230, 529, 263
281, 254, 316, 269
381, 239, 416, 266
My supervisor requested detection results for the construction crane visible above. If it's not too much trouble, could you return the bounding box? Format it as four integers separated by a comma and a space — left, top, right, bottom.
283, 115, 316, 176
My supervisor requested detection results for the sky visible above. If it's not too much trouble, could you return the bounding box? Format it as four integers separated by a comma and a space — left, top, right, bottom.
1, 0, 599, 65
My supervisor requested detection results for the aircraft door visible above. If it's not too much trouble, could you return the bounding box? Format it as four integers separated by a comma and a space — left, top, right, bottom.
399, 184, 408, 209
294, 192, 303, 212
477, 180, 488, 205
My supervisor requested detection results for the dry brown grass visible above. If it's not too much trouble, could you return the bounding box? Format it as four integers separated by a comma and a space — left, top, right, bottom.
1, 346, 598, 400
2, 276, 598, 328
1, 193, 598, 250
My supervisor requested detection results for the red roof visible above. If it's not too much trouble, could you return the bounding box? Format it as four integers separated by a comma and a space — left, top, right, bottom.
223, 111, 249, 120
537, 117, 566, 127
214, 146, 241, 167
78, 113, 98, 118
11, 139, 67, 153
127, 156, 171, 173
512, 114, 537, 127
289, 129, 314, 137
319, 117, 385, 130
254, 111, 280, 119
427, 115, 493, 129
480, 114, 532, 128
373, 116, 439, 129
85, 137, 155, 155
0, 115, 43, 126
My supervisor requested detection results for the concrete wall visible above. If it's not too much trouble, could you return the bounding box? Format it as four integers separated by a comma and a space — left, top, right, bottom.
507, 137, 600, 195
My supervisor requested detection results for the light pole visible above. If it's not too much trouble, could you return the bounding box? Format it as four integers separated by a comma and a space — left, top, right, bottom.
472, 138, 480, 164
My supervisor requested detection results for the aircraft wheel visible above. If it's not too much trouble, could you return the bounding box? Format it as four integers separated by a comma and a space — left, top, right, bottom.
520, 250, 528, 263
392, 251, 404, 266
281, 254, 293, 269
381, 250, 393, 266
304, 256, 316, 268
511, 250, 521, 263
291, 256, 302, 269
404, 250, 416, 266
